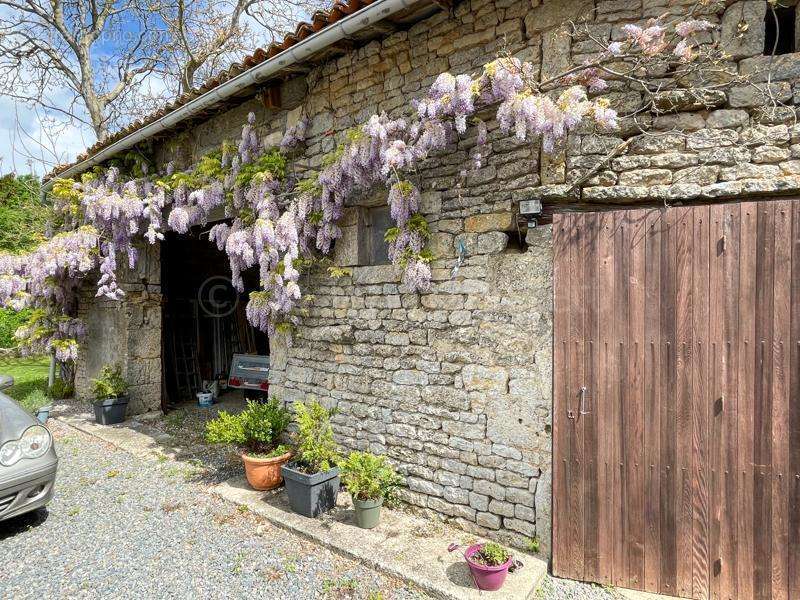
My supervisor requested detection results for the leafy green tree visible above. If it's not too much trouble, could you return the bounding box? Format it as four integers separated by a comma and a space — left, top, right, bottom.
0, 174, 47, 253
0, 173, 48, 348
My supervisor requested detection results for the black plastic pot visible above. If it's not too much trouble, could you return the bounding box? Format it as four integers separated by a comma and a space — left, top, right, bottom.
92, 395, 129, 425
281, 462, 340, 518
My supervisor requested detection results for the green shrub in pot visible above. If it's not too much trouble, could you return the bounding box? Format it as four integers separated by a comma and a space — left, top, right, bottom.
205, 398, 292, 490
281, 399, 341, 518
91, 364, 128, 399
90, 364, 129, 425
340, 451, 402, 529
205, 398, 290, 454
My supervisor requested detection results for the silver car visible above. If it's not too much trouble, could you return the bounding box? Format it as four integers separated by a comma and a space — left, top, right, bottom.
0, 376, 58, 521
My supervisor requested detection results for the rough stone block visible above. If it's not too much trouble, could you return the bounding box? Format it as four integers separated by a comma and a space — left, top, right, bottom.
476, 512, 502, 529
651, 89, 726, 113
706, 109, 749, 129
462, 365, 509, 392
443, 486, 471, 505
721, 1, 767, 59
740, 53, 800, 83
492, 444, 523, 460
507, 488, 535, 506
523, 0, 593, 34
477, 232, 509, 254
473, 479, 505, 500
504, 518, 537, 537
687, 129, 738, 150
653, 112, 705, 131
443, 420, 486, 440
673, 165, 719, 186
488, 499, 515, 518
497, 470, 530, 489
728, 82, 792, 108
407, 477, 444, 497
739, 124, 790, 147
393, 370, 429, 386
469, 491, 490, 511
464, 213, 513, 233
753, 145, 791, 163
618, 168, 672, 186
540, 26, 571, 83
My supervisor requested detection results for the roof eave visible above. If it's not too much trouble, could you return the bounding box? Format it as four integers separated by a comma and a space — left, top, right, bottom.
44, 0, 434, 187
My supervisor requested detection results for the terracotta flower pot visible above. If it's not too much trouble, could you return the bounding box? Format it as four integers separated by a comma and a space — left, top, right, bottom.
241, 451, 292, 491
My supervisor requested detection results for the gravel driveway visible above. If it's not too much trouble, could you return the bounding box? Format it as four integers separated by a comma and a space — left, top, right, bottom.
0, 420, 620, 600
0, 421, 424, 600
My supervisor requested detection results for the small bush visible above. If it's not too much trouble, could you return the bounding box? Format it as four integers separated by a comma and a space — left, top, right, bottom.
473, 542, 510, 567
527, 536, 540, 554
205, 410, 246, 445
90, 364, 128, 399
205, 398, 291, 454
47, 377, 74, 400
292, 399, 339, 474
17, 388, 48, 414
340, 451, 403, 501
0, 308, 31, 349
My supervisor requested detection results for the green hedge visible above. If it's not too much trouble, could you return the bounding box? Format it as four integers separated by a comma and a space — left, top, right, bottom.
0, 308, 29, 348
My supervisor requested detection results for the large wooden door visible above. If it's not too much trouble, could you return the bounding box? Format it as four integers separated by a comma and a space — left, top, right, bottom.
552, 201, 800, 599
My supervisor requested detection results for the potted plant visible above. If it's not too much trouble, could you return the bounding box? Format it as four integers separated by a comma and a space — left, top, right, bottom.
18, 389, 51, 424
463, 541, 513, 591
340, 451, 402, 529
91, 364, 129, 425
205, 398, 292, 490
281, 400, 341, 518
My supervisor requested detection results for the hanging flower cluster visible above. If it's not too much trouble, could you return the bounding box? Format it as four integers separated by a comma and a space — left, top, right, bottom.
0, 226, 99, 357
0, 13, 720, 362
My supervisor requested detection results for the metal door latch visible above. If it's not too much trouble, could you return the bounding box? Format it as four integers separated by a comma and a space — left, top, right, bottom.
579, 386, 591, 415
568, 386, 590, 420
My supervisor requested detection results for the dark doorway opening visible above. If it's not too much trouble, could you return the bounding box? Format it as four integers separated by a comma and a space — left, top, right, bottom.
160, 227, 268, 411
764, 4, 796, 55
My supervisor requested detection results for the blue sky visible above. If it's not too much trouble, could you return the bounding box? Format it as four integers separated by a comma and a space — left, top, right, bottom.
0, 95, 94, 177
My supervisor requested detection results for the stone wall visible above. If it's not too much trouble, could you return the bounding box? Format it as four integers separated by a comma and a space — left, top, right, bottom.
529, 0, 800, 205
75, 244, 162, 415
74, 0, 800, 552
269, 226, 553, 551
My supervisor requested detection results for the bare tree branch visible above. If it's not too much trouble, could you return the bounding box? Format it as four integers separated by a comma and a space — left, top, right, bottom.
0, 0, 327, 163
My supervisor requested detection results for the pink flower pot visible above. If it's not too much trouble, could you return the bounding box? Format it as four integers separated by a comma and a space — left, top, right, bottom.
464, 543, 513, 591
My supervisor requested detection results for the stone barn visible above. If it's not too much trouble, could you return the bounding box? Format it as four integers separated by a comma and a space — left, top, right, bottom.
45, 0, 800, 596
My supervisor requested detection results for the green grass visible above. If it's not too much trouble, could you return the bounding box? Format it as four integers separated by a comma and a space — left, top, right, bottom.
0, 355, 50, 404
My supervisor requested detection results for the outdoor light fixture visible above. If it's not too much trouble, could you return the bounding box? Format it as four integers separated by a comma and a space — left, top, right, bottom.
519, 198, 543, 228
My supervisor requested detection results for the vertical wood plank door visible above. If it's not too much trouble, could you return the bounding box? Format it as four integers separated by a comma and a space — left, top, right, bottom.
552, 201, 798, 600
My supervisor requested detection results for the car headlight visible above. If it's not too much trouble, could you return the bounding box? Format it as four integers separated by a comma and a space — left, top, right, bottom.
20, 426, 51, 459
0, 440, 21, 466
0, 425, 51, 466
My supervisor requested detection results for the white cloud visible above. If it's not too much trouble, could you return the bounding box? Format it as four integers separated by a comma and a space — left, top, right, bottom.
0, 88, 95, 177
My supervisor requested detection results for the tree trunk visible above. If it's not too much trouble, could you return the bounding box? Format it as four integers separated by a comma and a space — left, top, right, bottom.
180, 61, 199, 95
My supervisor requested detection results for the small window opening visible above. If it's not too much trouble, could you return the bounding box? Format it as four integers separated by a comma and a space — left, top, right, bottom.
764, 4, 796, 55
364, 205, 392, 265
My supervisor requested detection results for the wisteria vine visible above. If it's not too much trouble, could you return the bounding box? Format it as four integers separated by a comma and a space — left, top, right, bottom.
0, 14, 718, 363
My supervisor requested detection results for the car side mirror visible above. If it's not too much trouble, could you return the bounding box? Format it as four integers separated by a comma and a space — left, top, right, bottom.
0, 375, 14, 390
